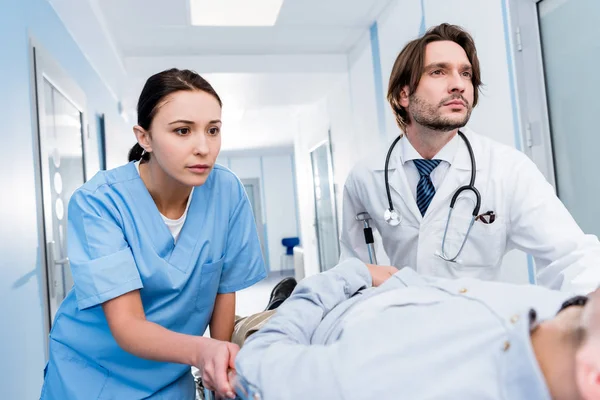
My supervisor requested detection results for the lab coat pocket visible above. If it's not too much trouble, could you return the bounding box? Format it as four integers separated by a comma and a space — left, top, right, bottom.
41, 339, 108, 399
195, 256, 225, 310
442, 213, 506, 268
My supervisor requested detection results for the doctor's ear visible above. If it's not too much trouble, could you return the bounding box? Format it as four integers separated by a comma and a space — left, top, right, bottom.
398, 87, 410, 108
133, 125, 152, 154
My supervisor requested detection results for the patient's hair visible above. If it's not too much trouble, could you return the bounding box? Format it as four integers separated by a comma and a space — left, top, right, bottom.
558, 296, 590, 348
573, 326, 588, 348
387, 23, 483, 132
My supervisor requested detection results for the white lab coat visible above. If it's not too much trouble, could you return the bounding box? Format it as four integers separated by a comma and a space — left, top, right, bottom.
340, 128, 600, 293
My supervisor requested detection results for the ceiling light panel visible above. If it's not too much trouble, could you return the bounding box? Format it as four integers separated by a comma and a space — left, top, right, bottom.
190, 0, 284, 26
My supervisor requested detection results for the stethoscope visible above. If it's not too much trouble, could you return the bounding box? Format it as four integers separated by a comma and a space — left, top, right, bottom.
383, 130, 481, 262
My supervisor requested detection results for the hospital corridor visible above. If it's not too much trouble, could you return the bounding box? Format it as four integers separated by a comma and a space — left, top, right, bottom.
2, 0, 600, 399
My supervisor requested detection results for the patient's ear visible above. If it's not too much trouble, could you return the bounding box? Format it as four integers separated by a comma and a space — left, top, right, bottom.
576, 350, 600, 399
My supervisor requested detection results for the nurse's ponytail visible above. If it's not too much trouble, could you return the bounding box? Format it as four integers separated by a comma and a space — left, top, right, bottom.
128, 68, 222, 162
128, 143, 148, 162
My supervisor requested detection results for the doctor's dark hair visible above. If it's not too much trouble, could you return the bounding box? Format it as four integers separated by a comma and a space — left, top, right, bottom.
387, 23, 483, 132
128, 68, 223, 162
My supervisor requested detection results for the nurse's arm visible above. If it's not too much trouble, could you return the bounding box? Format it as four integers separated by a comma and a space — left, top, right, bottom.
235, 258, 371, 399
209, 293, 236, 341
102, 290, 221, 368
507, 155, 600, 293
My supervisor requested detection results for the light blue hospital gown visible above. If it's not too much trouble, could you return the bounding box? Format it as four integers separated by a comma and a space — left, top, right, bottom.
236, 258, 575, 400
40, 162, 267, 399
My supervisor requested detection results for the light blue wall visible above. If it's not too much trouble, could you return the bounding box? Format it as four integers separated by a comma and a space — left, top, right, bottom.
0, 0, 126, 397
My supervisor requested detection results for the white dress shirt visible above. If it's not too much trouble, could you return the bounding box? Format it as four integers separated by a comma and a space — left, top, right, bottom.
399, 132, 460, 201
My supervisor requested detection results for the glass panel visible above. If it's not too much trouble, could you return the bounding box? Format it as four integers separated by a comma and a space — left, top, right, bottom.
243, 183, 256, 213
43, 79, 85, 307
538, 0, 600, 237
241, 179, 267, 262
311, 143, 339, 271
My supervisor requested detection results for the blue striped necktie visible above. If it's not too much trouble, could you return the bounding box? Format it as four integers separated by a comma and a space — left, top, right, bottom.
413, 159, 442, 216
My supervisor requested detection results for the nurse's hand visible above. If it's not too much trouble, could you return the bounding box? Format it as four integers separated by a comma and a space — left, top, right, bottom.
366, 264, 399, 286
196, 338, 239, 399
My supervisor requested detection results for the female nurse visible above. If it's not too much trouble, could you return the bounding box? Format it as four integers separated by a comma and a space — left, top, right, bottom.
40, 68, 267, 399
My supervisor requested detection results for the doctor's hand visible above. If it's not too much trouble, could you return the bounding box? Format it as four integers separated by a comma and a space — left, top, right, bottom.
195, 337, 239, 399
366, 264, 399, 287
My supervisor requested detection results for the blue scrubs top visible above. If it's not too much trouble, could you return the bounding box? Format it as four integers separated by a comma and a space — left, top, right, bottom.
40, 163, 267, 399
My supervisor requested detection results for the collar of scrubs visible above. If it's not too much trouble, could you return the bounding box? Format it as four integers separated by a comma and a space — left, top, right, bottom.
504, 308, 553, 399
399, 131, 459, 167
134, 161, 194, 224
124, 161, 212, 272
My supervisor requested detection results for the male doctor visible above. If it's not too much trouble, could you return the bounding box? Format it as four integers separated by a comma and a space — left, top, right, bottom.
340, 23, 600, 293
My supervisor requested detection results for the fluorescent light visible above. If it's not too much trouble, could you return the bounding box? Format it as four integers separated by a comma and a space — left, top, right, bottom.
190, 0, 284, 27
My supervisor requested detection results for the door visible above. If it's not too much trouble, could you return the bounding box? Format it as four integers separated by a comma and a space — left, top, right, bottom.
310, 140, 340, 272
241, 178, 267, 261
536, 0, 600, 238
32, 44, 88, 337
510, 0, 600, 238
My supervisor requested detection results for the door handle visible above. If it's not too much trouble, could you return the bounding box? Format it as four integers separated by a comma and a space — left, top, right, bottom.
47, 241, 69, 299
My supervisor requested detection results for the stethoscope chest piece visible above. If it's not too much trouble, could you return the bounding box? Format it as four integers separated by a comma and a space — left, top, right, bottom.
384, 208, 402, 226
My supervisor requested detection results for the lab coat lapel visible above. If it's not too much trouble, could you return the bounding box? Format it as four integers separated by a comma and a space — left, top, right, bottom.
387, 158, 423, 222
426, 131, 481, 218
426, 164, 466, 217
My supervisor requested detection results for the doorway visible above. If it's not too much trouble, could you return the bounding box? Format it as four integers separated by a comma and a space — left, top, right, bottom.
310, 139, 340, 272
31, 44, 88, 351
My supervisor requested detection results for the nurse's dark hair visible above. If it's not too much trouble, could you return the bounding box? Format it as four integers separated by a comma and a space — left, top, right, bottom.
387, 23, 483, 132
128, 68, 222, 162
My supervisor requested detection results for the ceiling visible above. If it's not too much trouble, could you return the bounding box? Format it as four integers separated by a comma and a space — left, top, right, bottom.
121, 72, 344, 113
49, 0, 393, 151
97, 0, 392, 56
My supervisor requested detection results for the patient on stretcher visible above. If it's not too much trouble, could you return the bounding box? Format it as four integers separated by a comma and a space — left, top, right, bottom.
233, 258, 600, 400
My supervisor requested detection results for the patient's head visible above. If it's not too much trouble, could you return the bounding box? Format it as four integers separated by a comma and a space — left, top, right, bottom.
575, 289, 600, 400
532, 291, 600, 400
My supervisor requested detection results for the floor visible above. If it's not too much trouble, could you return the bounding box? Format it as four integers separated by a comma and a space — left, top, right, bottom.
235, 270, 295, 317
201, 269, 295, 339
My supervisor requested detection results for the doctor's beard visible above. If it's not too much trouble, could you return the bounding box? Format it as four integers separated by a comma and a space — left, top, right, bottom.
408, 93, 472, 132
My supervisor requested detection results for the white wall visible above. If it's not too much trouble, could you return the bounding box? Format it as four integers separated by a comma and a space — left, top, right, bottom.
377, 0, 423, 141
293, 98, 331, 277
293, 72, 370, 277
0, 0, 128, 397
421, 0, 519, 147
262, 155, 301, 270
347, 35, 380, 151
293, 0, 531, 283
218, 148, 300, 272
